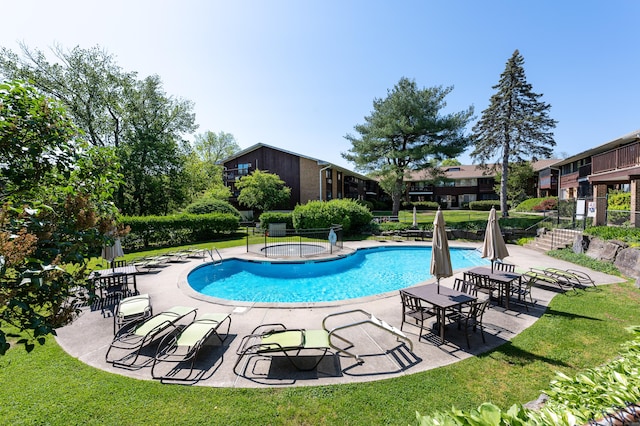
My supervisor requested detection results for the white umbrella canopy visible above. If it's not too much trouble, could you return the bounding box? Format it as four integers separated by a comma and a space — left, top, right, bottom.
102, 237, 124, 270
481, 207, 510, 273
430, 209, 452, 293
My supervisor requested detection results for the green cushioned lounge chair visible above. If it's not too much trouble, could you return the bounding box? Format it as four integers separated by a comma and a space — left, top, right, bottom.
151, 312, 231, 382
106, 306, 197, 368
113, 294, 153, 334
233, 324, 331, 374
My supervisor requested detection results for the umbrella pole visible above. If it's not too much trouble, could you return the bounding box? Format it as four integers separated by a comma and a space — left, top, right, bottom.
437, 277, 440, 294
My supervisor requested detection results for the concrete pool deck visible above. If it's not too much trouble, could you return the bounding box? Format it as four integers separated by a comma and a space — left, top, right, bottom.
55, 241, 625, 388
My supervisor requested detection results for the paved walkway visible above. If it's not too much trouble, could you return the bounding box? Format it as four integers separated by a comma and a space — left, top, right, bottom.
55, 241, 625, 388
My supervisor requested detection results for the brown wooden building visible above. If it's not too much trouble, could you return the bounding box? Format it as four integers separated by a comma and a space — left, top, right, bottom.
220, 143, 378, 211
554, 129, 640, 226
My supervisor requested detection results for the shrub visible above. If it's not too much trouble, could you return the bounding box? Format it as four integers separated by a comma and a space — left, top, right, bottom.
533, 197, 557, 211
292, 199, 373, 233
356, 199, 374, 211
469, 200, 502, 211
608, 190, 631, 210
514, 197, 557, 212
120, 213, 239, 250
184, 198, 241, 217
584, 226, 640, 246
258, 211, 294, 229
403, 201, 440, 211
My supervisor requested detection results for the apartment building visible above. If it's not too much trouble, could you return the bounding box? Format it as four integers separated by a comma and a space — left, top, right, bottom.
220, 143, 377, 210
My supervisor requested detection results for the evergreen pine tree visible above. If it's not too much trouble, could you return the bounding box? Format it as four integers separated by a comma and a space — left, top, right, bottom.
471, 50, 557, 216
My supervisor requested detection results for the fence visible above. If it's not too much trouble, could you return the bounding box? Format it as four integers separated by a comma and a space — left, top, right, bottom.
553, 197, 640, 228
246, 225, 344, 258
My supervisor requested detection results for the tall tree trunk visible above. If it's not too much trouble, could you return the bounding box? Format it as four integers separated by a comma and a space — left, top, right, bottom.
391, 177, 404, 216
500, 141, 510, 217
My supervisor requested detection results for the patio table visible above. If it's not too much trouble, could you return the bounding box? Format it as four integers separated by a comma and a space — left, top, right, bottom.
468, 267, 522, 309
88, 265, 138, 298
402, 283, 476, 345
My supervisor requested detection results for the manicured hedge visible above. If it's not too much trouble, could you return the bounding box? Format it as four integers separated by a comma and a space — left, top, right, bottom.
292, 199, 373, 233
184, 198, 241, 217
402, 201, 440, 210
120, 213, 239, 250
258, 211, 294, 229
469, 200, 503, 211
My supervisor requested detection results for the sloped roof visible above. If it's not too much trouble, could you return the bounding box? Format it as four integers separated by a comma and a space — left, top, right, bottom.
552, 129, 640, 167
219, 142, 372, 180
406, 160, 561, 181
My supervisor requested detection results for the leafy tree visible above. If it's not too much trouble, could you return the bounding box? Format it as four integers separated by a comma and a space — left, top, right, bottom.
236, 170, 291, 213
441, 158, 462, 167
343, 77, 473, 216
0, 80, 120, 354
0, 43, 200, 216
471, 50, 557, 217
184, 198, 240, 217
0, 43, 134, 147
118, 75, 197, 215
184, 130, 240, 200
493, 161, 535, 206
193, 130, 240, 164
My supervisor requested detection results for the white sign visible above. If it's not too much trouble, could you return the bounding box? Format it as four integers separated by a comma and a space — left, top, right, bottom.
587, 201, 596, 217
576, 199, 586, 220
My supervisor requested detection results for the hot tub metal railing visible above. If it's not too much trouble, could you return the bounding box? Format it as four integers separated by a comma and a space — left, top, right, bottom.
246, 225, 343, 258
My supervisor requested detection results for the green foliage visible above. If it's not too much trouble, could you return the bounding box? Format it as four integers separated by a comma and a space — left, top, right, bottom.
0, 44, 199, 217
608, 190, 631, 210
547, 248, 621, 276
120, 213, 239, 250
184, 198, 240, 217
403, 201, 440, 210
468, 200, 502, 211
514, 197, 558, 212
493, 161, 537, 206
1, 80, 120, 354
258, 212, 294, 229
583, 226, 640, 246
356, 199, 374, 211
342, 77, 473, 215
118, 75, 197, 215
236, 170, 291, 211
418, 330, 640, 426
471, 50, 557, 215
292, 199, 373, 233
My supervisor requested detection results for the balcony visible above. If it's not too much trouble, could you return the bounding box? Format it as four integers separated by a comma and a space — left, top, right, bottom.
592, 141, 640, 174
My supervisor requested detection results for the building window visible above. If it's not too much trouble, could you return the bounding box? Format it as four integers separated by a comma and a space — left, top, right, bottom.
238, 163, 250, 176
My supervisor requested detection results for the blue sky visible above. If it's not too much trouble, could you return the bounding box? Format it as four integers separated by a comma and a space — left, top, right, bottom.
2, 1, 639, 169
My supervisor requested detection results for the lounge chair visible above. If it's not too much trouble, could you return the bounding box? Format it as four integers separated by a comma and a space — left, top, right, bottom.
233, 324, 331, 373
151, 312, 231, 382
106, 306, 197, 368
234, 309, 413, 375
543, 267, 597, 289
113, 293, 153, 334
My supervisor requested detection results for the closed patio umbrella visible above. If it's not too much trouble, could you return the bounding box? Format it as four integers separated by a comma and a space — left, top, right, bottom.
430, 209, 452, 293
481, 207, 510, 273
102, 237, 124, 271
412, 206, 417, 227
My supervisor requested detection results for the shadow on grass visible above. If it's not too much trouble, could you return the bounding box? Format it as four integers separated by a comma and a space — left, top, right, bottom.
543, 308, 603, 322
477, 341, 572, 368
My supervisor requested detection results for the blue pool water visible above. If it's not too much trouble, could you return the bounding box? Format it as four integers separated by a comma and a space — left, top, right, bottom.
187, 246, 489, 303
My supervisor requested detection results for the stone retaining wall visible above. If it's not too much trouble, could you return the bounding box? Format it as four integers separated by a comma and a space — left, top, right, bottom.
583, 236, 640, 279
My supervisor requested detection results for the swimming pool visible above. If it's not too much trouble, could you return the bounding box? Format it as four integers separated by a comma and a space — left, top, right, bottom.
187, 246, 489, 303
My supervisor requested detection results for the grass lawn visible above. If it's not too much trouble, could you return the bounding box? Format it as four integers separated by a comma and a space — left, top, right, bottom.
1, 236, 639, 425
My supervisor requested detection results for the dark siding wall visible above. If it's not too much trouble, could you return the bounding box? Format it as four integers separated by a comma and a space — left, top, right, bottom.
224, 146, 301, 209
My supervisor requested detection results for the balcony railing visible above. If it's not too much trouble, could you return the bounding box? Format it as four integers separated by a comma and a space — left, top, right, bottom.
592, 141, 640, 174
